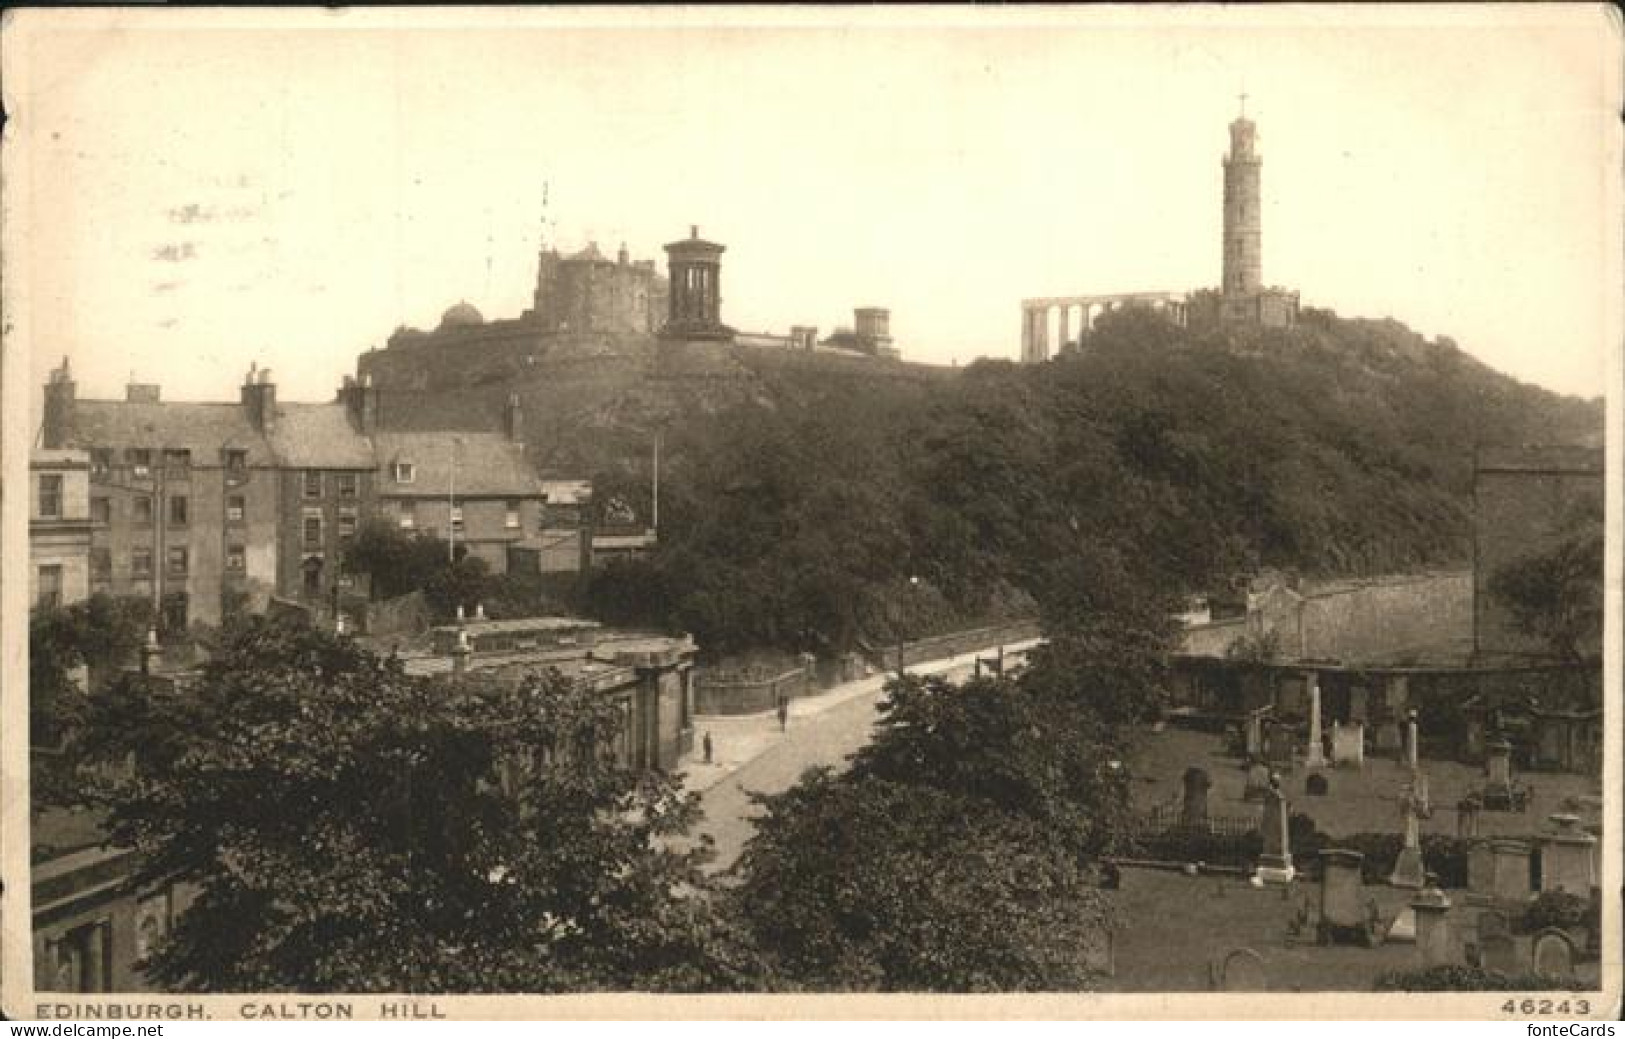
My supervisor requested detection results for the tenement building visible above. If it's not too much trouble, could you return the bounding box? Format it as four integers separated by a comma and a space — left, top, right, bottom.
38, 361, 589, 630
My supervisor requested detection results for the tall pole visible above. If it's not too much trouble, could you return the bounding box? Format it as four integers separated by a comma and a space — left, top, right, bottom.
652, 432, 661, 535
447, 438, 458, 563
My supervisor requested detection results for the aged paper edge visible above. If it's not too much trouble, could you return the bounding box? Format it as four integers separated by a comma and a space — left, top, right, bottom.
0, 3, 1619, 1021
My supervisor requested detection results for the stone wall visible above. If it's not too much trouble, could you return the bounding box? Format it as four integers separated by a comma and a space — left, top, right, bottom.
694, 666, 811, 715
1473, 447, 1604, 659
1295, 571, 1473, 663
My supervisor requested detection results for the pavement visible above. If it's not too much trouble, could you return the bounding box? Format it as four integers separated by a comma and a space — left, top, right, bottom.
674, 639, 1041, 874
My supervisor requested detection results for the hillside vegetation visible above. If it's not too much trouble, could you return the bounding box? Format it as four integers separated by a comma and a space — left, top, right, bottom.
388, 307, 1600, 657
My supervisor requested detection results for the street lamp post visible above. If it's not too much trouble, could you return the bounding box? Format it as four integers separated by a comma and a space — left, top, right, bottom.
895, 575, 920, 679
447, 436, 462, 564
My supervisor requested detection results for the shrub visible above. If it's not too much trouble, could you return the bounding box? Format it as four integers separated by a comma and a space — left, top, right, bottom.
1520, 892, 1598, 934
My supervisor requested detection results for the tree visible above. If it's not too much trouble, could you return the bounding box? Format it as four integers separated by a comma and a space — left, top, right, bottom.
731, 769, 1114, 992
342, 519, 447, 600
29, 594, 153, 812
1489, 497, 1604, 661
85, 614, 756, 992
729, 670, 1125, 991
344, 520, 495, 620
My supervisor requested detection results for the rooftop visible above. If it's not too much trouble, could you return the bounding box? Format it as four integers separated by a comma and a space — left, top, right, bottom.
373, 431, 543, 498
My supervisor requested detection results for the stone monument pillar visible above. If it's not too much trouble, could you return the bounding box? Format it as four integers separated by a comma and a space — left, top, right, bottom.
1488, 839, 1532, 902
1253, 775, 1295, 885
1405, 710, 1420, 771
1304, 671, 1327, 769
1388, 794, 1426, 889
1411, 884, 1454, 967
1538, 814, 1598, 895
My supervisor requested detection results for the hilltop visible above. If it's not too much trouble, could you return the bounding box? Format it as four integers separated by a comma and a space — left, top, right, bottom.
356, 307, 1601, 656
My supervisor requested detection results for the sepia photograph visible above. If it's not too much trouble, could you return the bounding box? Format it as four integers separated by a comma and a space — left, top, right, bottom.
1, 4, 1619, 1022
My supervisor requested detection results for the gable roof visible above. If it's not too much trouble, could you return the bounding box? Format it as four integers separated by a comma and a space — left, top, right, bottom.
267, 403, 376, 469
372, 431, 543, 498
66, 401, 276, 465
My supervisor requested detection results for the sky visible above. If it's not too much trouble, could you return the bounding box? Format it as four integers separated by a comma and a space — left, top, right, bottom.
8, 6, 1620, 407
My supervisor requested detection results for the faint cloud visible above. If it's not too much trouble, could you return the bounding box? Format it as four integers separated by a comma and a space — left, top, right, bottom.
152, 242, 198, 263
157, 318, 178, 329
152, 280, 182, 293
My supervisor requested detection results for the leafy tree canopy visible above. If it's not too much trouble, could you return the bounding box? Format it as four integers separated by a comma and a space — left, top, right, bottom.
87, 614, 756, 992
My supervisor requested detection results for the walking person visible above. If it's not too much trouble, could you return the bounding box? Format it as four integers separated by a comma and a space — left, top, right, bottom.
702, 730, 713, 765
777, 697, 788, 733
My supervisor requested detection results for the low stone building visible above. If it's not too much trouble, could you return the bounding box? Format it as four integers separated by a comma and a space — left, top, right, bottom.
405, 618, 697, 770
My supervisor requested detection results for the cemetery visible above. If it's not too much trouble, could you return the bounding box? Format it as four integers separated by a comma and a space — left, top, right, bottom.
1102, 723, 1602, 992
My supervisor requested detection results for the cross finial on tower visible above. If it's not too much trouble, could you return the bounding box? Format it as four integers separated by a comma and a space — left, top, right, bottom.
1239, 90, 1249, 117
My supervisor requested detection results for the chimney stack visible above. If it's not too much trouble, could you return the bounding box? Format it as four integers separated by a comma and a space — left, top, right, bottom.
41, 356, 77, 449
241, 365, 277, 433
504, 392, 524, 444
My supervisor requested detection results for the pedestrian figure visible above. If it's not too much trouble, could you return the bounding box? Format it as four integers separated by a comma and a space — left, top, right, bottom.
777, 698, 788, 732
703, 730, 713, 765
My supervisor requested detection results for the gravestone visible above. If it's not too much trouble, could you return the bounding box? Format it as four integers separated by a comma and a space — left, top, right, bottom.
1388, 796, 1426, 889
1217, 948, 1268, 992
1387, 907, 1416, 943
1479, 931, 1519, 974
1317, 849, 1371, 945
1456, 798, 1480, 839
1331, 721, 1365, 768
1243, 761, 1273, 802
1181, 767, 1212, 829
1265, 725, 1296, 768
1489, 840, 1533, 902
1373, 721, 1403, 756
1244, 711, 1266, 758
1081, 927, 1115, 977
1482, 739, 1517, 810
1538, 814, 1597, 895
1412, 884, 1453, 967
1466, 841, 1497, 899
1304, 672, 1327, 768
1305, 772, 1329, 797
1532, 929, 1576, 979
1253, 778, 1295, 885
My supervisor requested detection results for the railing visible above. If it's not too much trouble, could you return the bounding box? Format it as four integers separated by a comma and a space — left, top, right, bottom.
693, 666, 810, 716
1126, 798, 1264, 867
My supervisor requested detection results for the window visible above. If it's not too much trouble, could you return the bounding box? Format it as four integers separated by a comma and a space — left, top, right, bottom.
133, 497, 154, 525
90, 449, 112, 480
393, 461, 415, 484
224, 449, 247, 472
338, 509, 357, 542
303, 470, 322, 498
131, 549, 153, 577
36, 565, 63, 610
167, 547, 188, 576
91, 496, 111, 525
127, 449, 152, 479
90, 548, 112, 578
451, 504, 465, 531
303, 512, 323, 548
226, 495, 245, 523
163, 448, 191, 478
505, 500, 521, 529
168, 495, 188, 527
398, 502, 416, 530
225, 545, 246, 572
37, 474, 62, 519
336, 473, 358, 498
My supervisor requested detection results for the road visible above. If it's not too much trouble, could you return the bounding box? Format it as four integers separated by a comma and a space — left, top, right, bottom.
678, 642, 1037, 875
